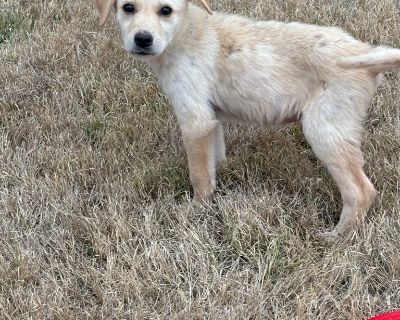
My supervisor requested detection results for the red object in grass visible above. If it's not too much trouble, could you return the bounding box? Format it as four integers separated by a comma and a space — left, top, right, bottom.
369, 311, 400, 320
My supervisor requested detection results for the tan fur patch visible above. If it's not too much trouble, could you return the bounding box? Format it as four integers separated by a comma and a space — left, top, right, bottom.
182, 123, 218, 201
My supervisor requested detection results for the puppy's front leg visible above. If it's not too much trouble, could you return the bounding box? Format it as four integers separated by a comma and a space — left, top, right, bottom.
181, 120, 219, 202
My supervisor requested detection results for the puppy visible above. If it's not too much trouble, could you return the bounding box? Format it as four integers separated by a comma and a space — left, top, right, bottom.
94, 0, 400, 238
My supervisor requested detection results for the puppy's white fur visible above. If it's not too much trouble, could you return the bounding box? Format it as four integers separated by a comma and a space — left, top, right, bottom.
94, 0, 400, 238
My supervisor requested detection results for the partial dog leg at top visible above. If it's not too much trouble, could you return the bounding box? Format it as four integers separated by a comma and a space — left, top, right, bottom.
214, 122, 226, 163
181, 120, 220, 202
302, 87, 377, 239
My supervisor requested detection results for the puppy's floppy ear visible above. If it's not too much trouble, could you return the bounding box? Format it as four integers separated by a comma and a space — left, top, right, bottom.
94, 0, 116, 26
190, 0, 213, 15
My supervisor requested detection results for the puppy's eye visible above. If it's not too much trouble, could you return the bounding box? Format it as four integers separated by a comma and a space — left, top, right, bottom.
159, 6, 173, 16
122, 3, 135, 13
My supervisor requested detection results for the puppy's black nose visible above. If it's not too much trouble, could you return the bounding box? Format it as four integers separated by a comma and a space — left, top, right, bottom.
134, 31, 153, 48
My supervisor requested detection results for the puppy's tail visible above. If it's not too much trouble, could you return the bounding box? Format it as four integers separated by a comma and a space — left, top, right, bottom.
338, 47, 400, 74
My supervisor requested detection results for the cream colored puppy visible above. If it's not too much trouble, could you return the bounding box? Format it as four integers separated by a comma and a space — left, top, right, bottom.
94, 0, 400, 238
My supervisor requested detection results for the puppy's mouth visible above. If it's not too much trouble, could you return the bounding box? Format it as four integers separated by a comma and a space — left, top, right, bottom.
135, 51, 153, 56
130, 50, 157, 57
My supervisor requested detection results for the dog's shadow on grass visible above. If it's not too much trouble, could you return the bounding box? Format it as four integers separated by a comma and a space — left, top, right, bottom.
217, 124, 341, 223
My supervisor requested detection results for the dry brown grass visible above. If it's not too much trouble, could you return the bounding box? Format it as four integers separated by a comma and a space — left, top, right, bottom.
1, 0, 400, 319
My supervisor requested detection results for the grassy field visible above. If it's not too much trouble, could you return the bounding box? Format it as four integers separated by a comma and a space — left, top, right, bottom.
1, 0, 400, 318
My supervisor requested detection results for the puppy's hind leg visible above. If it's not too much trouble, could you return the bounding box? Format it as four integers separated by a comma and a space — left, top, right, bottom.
322, 151, 376, 238
302, 91, 377, 239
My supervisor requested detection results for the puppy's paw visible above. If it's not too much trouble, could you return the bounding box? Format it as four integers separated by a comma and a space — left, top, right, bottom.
192, 179, 216, 203
193, 190, 214, 203
314, 230, 340, 243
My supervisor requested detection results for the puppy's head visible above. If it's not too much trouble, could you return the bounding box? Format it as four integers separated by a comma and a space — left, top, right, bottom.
94, 0, 212, 59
